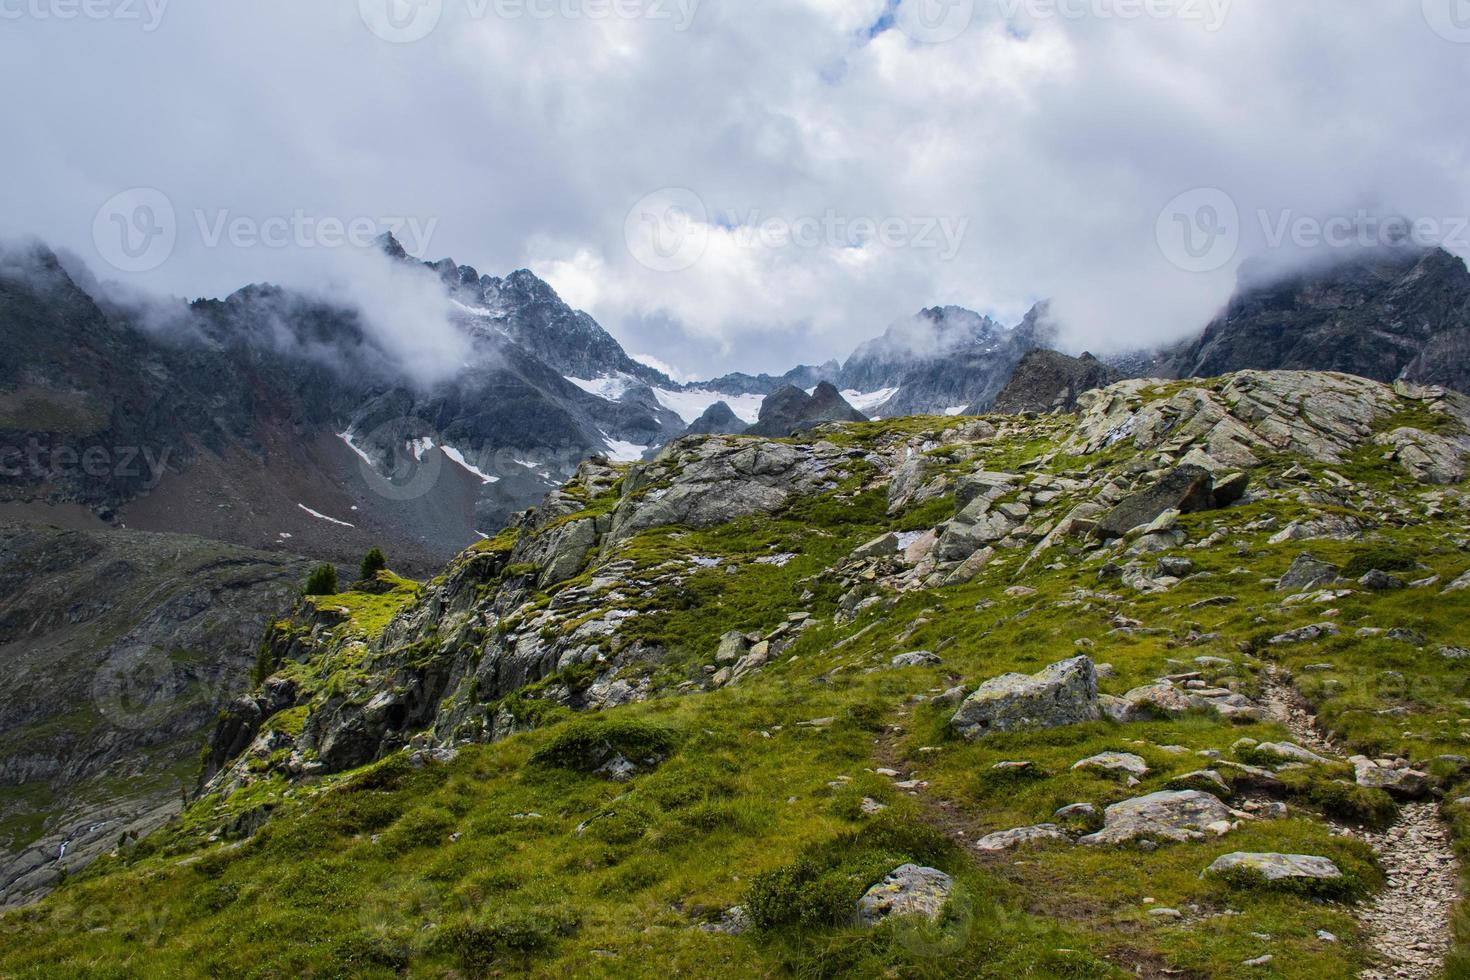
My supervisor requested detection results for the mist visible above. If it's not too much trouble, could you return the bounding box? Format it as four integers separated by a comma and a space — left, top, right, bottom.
1, 0, 1467, 377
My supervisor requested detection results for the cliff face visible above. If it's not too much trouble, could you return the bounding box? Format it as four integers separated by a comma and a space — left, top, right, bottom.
989, 349, 1122, 415
1158, 247, 1470, 392
0, 524, 313, 907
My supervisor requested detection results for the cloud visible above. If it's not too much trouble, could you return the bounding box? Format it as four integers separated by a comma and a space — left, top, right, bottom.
0, 0, 1466, 376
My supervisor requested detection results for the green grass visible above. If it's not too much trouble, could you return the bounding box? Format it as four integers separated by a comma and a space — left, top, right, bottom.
5, 403, 1470, 978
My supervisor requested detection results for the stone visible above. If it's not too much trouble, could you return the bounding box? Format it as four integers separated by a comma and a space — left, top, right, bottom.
1154, 556, 1196, 579
974, 824, 1069, 852
1350, 756, 1431, 799
1277, 554, 1341, 593
1268, 623, 1339, 645
857, 864, 952, 927
697, 906, 753, 936
950, 656, 1101, 740
851, 532, 901, 560
1093, 464, 1219, 540
1387, 627, 1427, 646
1054, 802, 1100, 822
1358, 569, 1405, 591
1204, 852, 1343, 885
891, 650, 941, 668
1078, 790, 1235, 847
1165, 769, 1231, 797
1252, 742, 1332, 766
1072, 752, 1149, 778
715, 630, 751, 665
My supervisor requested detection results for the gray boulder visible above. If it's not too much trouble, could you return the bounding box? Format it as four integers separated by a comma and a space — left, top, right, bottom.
1205, 852, 1343, 884
1277, 554, 1340, 593
856, 864, 952, 926
1078, 790, 1235, 847
1094, 464, 1219, 540
974, 824, 1069, 852
950, 656, 1101, 740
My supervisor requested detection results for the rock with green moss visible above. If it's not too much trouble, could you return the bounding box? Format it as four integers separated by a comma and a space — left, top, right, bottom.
856, 864, 952, 926
1205, 852, 1343, 886
950, 656, 1101, 740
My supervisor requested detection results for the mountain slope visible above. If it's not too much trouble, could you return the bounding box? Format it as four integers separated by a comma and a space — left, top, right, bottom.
0, 523, 313, 908
1153, 246, 1470, 391
0, 240, 687, 566
8, 371, 1470, 977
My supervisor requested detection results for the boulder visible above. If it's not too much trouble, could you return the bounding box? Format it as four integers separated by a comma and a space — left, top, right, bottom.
950, 656, 1101, 740
1277, 554, 1341, 593
1094, 464, 1218, 540
1268, 623, 1339, 645
1072, 752, 1149, 778
974, 824, 1069, 852
1078, 791, 1235, 847
1204, 852, 1343, 885
856, 864, 952, 927
891, 651, 941, 668
1351, 756, 1430, 799
1251, 742, 1332, 766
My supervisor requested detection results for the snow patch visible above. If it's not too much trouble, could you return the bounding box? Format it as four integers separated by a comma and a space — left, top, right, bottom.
451, 299, 495, 317
651, 387, 764, 425
944, 405, 968, 416
599, 431, 650, 463
442, 446, 500, 484
567, 374, 635, 401
408, 436, 435, 461
298, 504, 355, 528
338, 431, 376, 469
841, 387, 900, 413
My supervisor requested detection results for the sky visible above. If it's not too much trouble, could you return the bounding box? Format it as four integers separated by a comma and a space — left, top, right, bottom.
2, 0, 1468, 378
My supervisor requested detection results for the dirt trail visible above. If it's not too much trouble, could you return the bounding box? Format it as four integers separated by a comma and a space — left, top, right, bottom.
1263, 669, 1460, 979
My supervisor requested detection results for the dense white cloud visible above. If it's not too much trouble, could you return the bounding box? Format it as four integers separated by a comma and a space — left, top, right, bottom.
1, 0, 1466, 377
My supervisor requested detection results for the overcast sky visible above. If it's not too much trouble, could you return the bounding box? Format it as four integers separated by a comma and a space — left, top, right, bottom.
2, 0, 1468, 378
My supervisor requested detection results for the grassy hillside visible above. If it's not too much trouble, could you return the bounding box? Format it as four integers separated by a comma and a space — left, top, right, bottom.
3, 372, 1469, 978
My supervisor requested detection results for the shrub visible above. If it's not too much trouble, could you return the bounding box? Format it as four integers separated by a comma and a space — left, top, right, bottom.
529, 719, 679, 774
431, 908, 578, 971
1303, 779, 1398, 829
359, 547, 388, 582
1341, 547, 1420, 579
745, 815, 958, 931
304, 564, 338, 596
